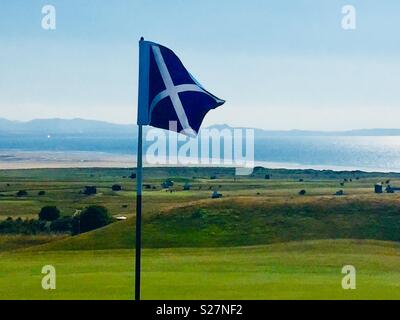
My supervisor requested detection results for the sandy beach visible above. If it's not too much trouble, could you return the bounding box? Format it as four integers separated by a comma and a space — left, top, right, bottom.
0, 151, 136, 170
1, 150, 398, 173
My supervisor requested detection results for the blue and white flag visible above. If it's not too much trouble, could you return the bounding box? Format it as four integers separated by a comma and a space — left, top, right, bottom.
137, 39, 225, 136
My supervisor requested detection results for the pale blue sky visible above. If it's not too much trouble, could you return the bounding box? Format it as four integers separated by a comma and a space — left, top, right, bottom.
1, 0, 400, 130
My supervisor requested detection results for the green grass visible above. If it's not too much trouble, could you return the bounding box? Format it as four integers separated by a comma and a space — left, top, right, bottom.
34, 195, 400, 250
2, 167, 400, 299
1, 239, 400, 300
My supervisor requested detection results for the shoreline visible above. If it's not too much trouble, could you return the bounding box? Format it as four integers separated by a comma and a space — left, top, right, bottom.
0, 150, 399, 173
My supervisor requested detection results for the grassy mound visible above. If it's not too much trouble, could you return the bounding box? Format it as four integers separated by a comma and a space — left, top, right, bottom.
37, 195, 400, 251
0, 234, 66, 251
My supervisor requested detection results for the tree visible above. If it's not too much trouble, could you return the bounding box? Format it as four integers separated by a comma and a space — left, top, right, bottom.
78, 205, 112, 233
39, 206, 60, 221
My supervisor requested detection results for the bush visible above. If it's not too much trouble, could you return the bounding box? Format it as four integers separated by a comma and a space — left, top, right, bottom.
16, 190, 28, 197
71, 215, 81, 235
39, 206, 61, 221
78, 205, 112, 233
50, 217, 72, 233
83, 186, 97, 195
161, 179, 174, 188
112, 184, 122, 191
38, 191, 46, 196
0, 218, 47, 234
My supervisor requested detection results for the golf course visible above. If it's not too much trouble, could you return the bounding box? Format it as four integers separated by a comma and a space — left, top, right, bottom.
1, 167, 400, 299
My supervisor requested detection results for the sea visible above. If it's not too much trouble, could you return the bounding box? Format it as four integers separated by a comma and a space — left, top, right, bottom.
1, 135, 400, 172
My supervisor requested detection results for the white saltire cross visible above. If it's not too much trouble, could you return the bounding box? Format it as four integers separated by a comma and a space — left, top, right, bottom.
150, 45, 223, 137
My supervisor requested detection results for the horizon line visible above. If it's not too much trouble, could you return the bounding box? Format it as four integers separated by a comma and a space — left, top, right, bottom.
2, 116, 400, 133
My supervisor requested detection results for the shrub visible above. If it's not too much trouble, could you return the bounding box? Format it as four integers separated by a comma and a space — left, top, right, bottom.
78, 205, 112, 233
161, 180, 174, 188
16, 190, 28, 197
0, 218, 47, 234
38, 191, 46, 196
50, 217, 72, 233
39, 206, 61, 221
83, 186, 97, 195
112, 184, 122, 191
71, 215, 81, 235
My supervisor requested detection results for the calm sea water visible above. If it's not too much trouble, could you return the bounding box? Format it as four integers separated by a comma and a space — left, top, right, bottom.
254, 136, 400, 172
1, 135, 400, 172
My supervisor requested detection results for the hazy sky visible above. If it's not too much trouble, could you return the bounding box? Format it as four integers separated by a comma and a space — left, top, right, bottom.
1, 0, 400, 130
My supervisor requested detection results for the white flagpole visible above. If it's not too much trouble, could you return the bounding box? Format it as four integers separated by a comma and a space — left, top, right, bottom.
135, 123, 143, 300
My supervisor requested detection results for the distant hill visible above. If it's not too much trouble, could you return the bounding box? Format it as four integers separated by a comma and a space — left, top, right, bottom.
0, 118, 136, 135
251, 128, 400, 137
1, 117, 400, 136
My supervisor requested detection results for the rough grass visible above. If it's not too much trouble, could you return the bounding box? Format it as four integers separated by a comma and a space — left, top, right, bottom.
0, 234, 66, 251
1, 167, 399, 220
32, 195, 400, 251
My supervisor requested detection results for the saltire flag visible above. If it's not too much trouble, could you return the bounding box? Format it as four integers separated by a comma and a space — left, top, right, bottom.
137, 39, 225, 137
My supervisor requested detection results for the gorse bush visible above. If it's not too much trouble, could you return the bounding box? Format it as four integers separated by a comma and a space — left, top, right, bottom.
50, 217, 73, 233
16, 190, 28, 197
0, 205, 114, 235
112, 184, 122, 191
0, 218, 47, 235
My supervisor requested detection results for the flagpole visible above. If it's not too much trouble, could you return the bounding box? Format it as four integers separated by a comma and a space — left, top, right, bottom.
135, 123, 143, 301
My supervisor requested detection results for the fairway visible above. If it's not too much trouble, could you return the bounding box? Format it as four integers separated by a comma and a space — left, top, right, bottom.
1, 239, 400, 300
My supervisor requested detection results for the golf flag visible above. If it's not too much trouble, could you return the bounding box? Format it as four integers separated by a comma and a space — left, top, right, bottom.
134, 38, 225, 300
137, 39, 225, 136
